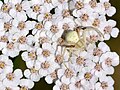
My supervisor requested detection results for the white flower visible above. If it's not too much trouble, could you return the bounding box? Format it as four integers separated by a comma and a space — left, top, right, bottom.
19, 79, 34, 89
0, 33, 9, 50
26, 0, 46, 19
43, 0, 55, 12
45, 70, 58, 84
87, 42, 110, 63
0, 81, 19, 90
0, 55, 13, 74
21, 48, 37, 68
35, 56, 59, 77
0, 1, 12, 22
92, 61, 107, 78
99, 0, 116, 17
100, 52, 119, 74
73, 7, 95, 26
53, 2, 71, 19
24, 67, 41, 82
0, 19, 15, 36
2, 42, 20, 58
36, 43, 56, 60
44, 0, 69, 9
9, 33, 33, 51
69, 76, 84, 90
34, 31, 52, 47
57, 62, 76, 84
95, 76, 114, 90
57, 17, 75, 30
99, 19, 119, 40
90, 2, 106, 15
78, 67, 98, 88
37, 12, 52, 22
72, 0, 84, 9
31, 21, 44, 35
0, 20, 6, 36
70, 51, 88, 72
3, 69, 23, 87
53, 79, 70, 90
55, 46, 69, 65
0, 12, 12, 22
97, 42, 110, 53
72, 0, 95, 11
34, 44, 60, 77
26, 35, 36, 46
44, 20, 64, 42
91, 14, 106, 28
11, 19, 35, 35
9, 0, 29, 21
53, 0, 69, 7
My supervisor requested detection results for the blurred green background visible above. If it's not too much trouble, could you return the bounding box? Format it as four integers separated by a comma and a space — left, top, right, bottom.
1, 0, 120, 90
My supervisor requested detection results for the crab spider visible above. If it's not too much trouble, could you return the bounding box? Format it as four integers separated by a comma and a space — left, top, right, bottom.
55, 26, 104, 63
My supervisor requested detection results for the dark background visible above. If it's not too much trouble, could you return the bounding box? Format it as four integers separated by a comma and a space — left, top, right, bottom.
1, 0, 120, 90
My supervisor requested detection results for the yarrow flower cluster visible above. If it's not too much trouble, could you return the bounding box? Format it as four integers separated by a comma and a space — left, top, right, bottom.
0, 0, 119, 90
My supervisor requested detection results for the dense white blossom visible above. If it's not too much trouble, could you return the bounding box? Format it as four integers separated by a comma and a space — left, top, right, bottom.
0, 0, 119, 90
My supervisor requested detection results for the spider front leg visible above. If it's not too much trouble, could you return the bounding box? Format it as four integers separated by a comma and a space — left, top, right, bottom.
75, 27, 86, 49
85, 27, 104, 38
82, 30, 87, 47
61, 47, 79, 68
55, 45, 68, 68
67, 48, 73, 63
82, 27, 104, 44
61, 47, 73, 68
61, 45, 79, 63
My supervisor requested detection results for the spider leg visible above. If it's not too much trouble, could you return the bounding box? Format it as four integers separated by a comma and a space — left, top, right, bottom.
61, 47, 72, 64
68, 49, 73, 63
55, 45, 59, 55
81, 30, 87, 48
54, 45, 68, 68
61, 47, 66, 55
75, 27, 86, 50
75, 27, 82, 40
62, 47, 69, 69
92, 27, 104, 38
82, 26, 104, 45
85, 27, 104, 38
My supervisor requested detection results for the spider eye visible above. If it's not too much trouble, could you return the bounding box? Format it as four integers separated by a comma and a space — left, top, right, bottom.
65, 31, 79, 43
